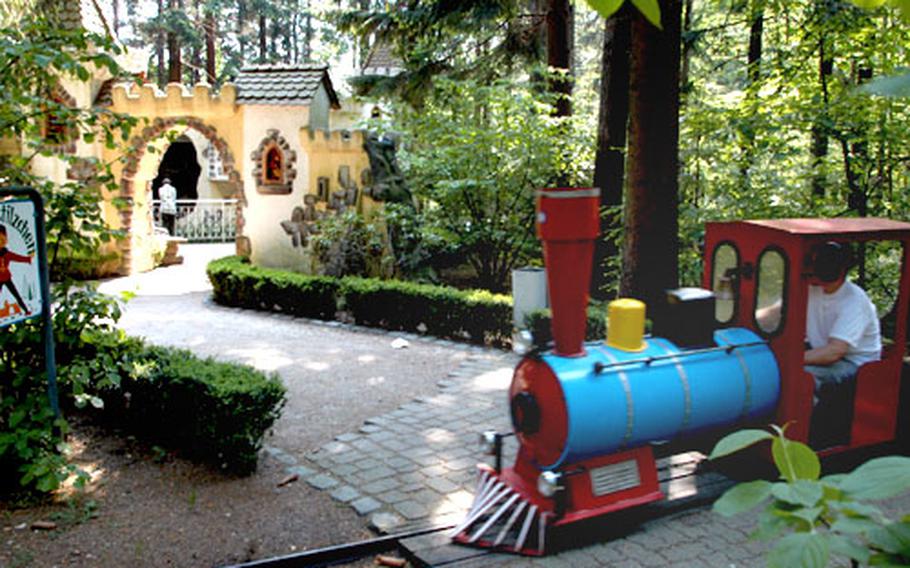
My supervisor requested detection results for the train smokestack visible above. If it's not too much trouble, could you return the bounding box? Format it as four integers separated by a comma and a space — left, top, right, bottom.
536, 188, 601, 357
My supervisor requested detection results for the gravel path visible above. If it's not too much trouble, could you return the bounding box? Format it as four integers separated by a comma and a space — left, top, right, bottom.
1, 244, 491, 567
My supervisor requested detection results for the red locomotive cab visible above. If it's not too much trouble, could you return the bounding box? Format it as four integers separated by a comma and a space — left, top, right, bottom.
702, 218, 910, 453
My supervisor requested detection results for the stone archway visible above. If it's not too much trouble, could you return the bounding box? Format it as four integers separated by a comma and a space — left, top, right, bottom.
118, 116, 245, 272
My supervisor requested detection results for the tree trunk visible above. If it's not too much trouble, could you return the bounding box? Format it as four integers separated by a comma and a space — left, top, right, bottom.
811, 36, 833, 197
259, 14, 267, 62
620, 0, 682, 309
590, 6, 631, 301
747, 1, 763, 85
156, 0, 165, 87
680, 0, 692, 95
546, 0, 573, 118
167, 0, 182, 83
112, 0, 120, 38
205, 11, 216, 84
304, 0, 313, 62
238, 0, 247, 62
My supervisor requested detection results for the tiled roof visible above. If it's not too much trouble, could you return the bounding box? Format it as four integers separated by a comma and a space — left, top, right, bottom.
234, 65, 341, 108
362, 41, 403, 72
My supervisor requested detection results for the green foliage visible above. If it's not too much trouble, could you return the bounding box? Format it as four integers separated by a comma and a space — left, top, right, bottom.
108, 343, 286, 475
710, 426, 910, 567
385, 77, 593, 291
207, 255, 514, 346
523, 306, 609, 349
208, 255, 340, 320
310, 210, 390, 278
340, 276, 513, 345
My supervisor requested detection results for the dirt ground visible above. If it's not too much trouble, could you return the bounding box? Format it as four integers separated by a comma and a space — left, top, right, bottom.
1, 418, 375, 568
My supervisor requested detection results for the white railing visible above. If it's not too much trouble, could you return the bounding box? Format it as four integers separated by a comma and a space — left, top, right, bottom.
151, 198, 238, 242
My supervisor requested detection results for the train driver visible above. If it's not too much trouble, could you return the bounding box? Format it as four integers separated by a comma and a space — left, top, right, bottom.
802, 241, 881, 387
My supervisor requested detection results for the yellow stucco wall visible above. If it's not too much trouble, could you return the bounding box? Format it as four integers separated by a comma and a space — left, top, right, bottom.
105, 82, 243, 273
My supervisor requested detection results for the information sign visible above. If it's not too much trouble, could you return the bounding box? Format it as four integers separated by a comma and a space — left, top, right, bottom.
0, 198, 41, 327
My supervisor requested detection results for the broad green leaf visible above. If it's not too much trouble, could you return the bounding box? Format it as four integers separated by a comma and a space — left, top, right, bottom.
584, 0, 625, 19
831, 516, 881, 535
772, 437, 820, 482
788, 506, 824, 528
772, 480, 823, 507
709, 429, 773, 460
828, 534, 871, 563
767, 532, 830, 568
89, 396, 104, 409
867, 522, 910, 555
840, 456, 910, 500
713, 480, 773, 516
892, 0, 910, 19
630, 0, 662, 28
829, 500, 883, 519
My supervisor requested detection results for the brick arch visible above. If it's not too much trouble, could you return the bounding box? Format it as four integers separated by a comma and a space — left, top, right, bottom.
118, 116, 246, 272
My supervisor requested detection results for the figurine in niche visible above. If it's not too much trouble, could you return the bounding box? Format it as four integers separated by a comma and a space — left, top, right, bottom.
265, 147, 283, 183
329, 165, 359, 214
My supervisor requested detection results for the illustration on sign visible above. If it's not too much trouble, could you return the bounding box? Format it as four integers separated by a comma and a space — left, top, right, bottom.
0, 199, 40, 327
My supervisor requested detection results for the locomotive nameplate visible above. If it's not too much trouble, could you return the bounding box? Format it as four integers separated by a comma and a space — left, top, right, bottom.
590, 459, 641, 497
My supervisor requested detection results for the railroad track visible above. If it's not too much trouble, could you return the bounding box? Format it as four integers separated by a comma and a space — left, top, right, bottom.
221, 451, 733, 568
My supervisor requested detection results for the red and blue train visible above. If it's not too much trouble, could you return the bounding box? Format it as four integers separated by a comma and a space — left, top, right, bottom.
452, 188, 910, 555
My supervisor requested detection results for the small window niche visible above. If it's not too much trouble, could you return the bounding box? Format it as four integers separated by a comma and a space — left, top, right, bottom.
251, 129, 296, 194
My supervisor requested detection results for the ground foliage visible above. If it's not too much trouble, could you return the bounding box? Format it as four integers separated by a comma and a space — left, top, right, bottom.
710, 426, 910, 568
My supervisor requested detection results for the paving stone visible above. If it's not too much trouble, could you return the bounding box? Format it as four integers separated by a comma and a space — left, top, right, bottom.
442, 457, 477, 471
352, 439, 383, 453
357, 466, 396, 482
420, 464, 448, 477
335, 432, 360, 443
376, 490, 411, 504
331, 451, 360, 464
361, 478, 399, 494
412, 453, 442, 467
263, 446, 297, 466
378, 439, 410, 452
306, 474, 339, 490
425, 476, 459, 494
321, 441, 350, 454
393, 500, 429, 520
284, 465, 315, 478
333, 464, 358, 477
329, 485, 360, 503
355, 458, 382, 471
350, 496, 382, 515
369, 511, 404, 534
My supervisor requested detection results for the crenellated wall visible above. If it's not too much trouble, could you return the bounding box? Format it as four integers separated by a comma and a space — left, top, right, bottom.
103, 82, 245, 273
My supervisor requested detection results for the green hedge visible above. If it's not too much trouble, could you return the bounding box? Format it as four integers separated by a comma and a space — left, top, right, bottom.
208, 256, 514, 345
208, 256, 339, 320
524, 306, 608, 349
80, 334, 286, 475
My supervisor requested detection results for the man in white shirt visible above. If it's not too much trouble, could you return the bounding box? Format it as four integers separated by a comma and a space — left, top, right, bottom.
803, 241, 881, 447
159, 177, 177, 236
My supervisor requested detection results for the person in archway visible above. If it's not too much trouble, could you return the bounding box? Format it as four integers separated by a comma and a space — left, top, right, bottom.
159, 177, 177, 236
0, 225, 33, 316
803, 241, 881, 447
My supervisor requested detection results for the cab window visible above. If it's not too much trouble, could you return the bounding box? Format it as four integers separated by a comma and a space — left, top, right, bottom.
755, 248, 787, 335
711, 242, 739, 324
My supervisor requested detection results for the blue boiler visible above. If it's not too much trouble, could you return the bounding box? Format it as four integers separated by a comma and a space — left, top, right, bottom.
532, 327, 780, 469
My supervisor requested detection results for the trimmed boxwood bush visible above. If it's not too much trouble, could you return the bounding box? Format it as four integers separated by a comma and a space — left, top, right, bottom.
115, 345, 286, 475
70, 332, 287, 475
340, 277, 512, 344
208, 256, 339, 320
208, 256, 514, 346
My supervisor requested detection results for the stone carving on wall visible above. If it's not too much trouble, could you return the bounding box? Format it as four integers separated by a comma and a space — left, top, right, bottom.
281, 194, 323, 248
328, 165, 359, 213
251, 129, 296, 194
362, 133, 411, 204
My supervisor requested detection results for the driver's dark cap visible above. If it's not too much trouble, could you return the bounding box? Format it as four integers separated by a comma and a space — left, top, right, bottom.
809, 241, 853, 283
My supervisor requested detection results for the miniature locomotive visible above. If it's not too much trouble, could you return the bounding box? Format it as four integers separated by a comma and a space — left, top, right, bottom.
452, 188, 910, 555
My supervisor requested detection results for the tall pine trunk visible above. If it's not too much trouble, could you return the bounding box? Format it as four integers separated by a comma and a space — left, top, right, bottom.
259, 14, 267, 62
167, 0, 182, 83
811, 34, 833, 197
590, 6, 631, 300
156, 0, 166, 87
205, 11, 216, 83
546, 0, 573, 118
620, 0, 682, 308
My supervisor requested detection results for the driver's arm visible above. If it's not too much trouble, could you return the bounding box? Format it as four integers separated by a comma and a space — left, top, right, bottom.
804, 339, 850, 365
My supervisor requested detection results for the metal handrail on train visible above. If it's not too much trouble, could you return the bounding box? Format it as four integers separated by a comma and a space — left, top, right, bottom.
591, 340, 769, 375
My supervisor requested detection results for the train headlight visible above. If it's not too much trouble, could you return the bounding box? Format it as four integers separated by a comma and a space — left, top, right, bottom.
479, 431, 499, 455
537, 471, 563, 498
